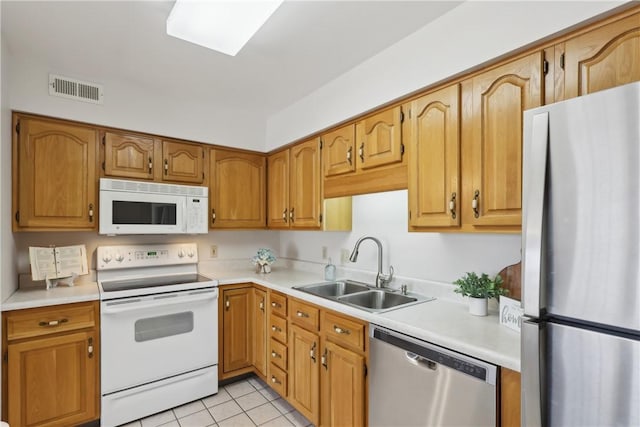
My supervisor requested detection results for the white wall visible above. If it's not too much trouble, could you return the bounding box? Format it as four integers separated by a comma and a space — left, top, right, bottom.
265, 1, 625, 148
7, 53, 266, 151
280, 190, 521, 284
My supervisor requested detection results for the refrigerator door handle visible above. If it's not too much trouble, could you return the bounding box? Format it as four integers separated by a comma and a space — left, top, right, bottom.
522, 319, 543, 427
522, 111, 549, 317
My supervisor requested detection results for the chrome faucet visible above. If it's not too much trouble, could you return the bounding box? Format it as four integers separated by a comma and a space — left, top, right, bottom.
348, 236, 394, 288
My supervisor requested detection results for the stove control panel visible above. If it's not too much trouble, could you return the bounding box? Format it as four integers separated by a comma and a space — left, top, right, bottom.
97, 243, 199, 270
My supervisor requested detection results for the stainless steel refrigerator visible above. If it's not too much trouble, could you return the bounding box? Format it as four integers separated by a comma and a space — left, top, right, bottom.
521, 81, 640, 426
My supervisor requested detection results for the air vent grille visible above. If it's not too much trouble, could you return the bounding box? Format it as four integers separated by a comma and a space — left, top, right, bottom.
49, 74, 104, 104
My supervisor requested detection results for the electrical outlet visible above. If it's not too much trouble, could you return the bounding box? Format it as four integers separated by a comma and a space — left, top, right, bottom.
341, 248, 350, 264
210, 245, 218, 258
322, 246, 328, 259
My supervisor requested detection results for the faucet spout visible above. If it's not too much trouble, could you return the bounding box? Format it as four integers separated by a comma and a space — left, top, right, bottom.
348, 236, 394, 288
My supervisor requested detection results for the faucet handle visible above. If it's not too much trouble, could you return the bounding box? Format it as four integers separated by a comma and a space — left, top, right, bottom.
387, 265, 394, 283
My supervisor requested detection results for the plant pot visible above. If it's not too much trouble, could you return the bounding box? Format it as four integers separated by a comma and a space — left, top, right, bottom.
468, 297, 488, 316
256, 264, 271, 274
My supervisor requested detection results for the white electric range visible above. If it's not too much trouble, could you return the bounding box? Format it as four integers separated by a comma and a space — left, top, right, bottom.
96, 243, 218, 427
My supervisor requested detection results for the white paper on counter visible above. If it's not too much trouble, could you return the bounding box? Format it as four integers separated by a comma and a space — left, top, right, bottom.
29, 245, 88, 281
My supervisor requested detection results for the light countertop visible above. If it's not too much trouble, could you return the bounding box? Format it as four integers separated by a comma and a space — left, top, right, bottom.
1, 265, 520, 372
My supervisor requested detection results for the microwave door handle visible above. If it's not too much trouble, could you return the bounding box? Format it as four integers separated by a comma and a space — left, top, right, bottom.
523, 111, 548, 317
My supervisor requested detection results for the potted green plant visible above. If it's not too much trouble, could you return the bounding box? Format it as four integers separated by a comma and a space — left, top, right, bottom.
453, 272, 507, 316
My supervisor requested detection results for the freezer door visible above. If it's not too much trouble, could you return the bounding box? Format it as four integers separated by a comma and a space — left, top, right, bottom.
522, 319, 640, 426
523, 82, 640, 330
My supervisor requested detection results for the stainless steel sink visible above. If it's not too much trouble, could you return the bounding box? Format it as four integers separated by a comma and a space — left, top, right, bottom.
337, 289, 417, 310
293, 280, 434, 313
294, 280, 371, 298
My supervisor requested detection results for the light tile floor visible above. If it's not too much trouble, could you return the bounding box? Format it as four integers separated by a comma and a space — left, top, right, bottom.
120, 375, 313, 427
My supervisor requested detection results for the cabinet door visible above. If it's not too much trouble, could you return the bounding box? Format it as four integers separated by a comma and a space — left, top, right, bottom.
355, 105, 404, 170
161, 139, 204, 184
563, 12, 640, 100
267, 150, 290, 229
321, 341, 365, 427
221, 288, 252, 374
103, 131, 155, 180
500, 368, 521, 427
210, 149, 266, 228
289, 325, 320, 425
465, 52, 543, 227
8, 331, 98, 427
407, 84, 461, 228
322, 124, 356, 178
251, 288, 268, 377
290, 139, 322, 229
16, 118, 97, 229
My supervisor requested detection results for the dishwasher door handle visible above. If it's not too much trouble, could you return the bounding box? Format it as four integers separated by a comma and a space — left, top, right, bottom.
405, 352, 437, 370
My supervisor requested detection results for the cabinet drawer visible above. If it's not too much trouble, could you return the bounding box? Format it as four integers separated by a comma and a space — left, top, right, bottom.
269, 338, 288, 371
289, 299, 319, 331
270, 314, 288, 344
322, 311, 366, 351
269, 292, 287, 317
5, 301, 97, 341
268, 364, 288, 398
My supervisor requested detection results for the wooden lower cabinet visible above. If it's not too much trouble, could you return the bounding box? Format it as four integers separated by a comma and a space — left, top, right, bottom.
220, 285, 253, 378
500, 367, 521, 427
251, 287, 268, 377
289, 324, 320, 425
2, 301, 99, 427
321, 340, 365, 427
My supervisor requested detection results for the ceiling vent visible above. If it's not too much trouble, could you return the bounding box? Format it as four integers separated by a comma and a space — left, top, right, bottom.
48, 74, 104, 104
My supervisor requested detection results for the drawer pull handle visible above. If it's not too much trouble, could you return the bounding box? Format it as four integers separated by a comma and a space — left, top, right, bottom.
296, 311, 309, 318
271, 351, 281, 359
259, 300, 265, 311
322, 347, 328, 370
39, 318, 68, 327
271, 302, 281, 308
271, 376, 281, 385
310, 342, 317, 362
88, 337, 94, 358
334, 325, 351, 335
472, 190, 480, 218
271, 326, 281, 332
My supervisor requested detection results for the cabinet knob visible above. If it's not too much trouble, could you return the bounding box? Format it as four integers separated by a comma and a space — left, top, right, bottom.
164, 159, 169, 175
225, 296, 230, 310
88, 204, 94, 222
212, 209, 216, 224
359, 143, 364, 162
271, 376, 281, 385
321, 347, 328, 370
271, 325, 281, 332
346, 146, 353, 165
271, 351, 281, 359
296, 310, 309, 318
148, 157, 153, 173
259, 300, 265, 311
282, 208, 288, 222
310, 342, 317, 362
289, 208, 295, 222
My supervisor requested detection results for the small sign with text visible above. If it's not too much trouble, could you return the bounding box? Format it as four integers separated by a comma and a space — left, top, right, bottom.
499, 296, 524, 333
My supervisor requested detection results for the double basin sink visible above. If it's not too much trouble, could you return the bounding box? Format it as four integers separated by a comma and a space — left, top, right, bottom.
293, 280, 434, 313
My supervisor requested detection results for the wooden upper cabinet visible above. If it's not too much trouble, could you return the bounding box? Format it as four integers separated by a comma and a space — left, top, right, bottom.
103, 131, 155, 180
563, 11, 640, 100
322, 124, 356, 178
14, 117, 97, 230
267, 150, 290, 229
464, 51, 543, 228
161, 139, 204, 184
406, 84, 461, 228
209, 149, 266, 228
355, 105, 404, 170
268, 140, 322, 229
290, 139, 322, 228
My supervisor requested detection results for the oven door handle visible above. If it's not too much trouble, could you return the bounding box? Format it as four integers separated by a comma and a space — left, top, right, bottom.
102, 289, 218, 315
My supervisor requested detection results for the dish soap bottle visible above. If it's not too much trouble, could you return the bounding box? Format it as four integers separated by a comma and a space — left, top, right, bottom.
324, 257, 336, 281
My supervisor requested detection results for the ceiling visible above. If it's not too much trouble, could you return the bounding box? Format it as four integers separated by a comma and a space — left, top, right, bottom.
1, 1, 462, 118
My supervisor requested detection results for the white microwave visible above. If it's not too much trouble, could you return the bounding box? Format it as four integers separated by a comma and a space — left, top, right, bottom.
99, 178, 208, 235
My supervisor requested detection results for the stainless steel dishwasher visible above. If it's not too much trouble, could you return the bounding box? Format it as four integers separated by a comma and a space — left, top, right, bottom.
369, 325, 497, 427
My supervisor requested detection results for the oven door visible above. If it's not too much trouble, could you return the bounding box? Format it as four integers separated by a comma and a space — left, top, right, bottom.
101, 287, 218, 395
